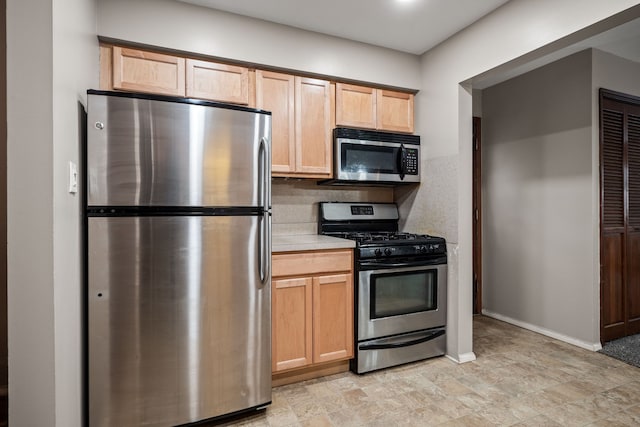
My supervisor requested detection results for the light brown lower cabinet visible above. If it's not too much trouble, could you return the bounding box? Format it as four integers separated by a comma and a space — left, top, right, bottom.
272, 276, 313, 371
271, 249, 354, 383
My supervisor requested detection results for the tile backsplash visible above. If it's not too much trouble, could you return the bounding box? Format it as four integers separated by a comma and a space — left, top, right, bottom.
272, 179, 393, 234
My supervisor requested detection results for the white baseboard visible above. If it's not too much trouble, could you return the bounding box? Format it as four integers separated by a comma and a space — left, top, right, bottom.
482, 310, 602, 352
446, 352, 477, 364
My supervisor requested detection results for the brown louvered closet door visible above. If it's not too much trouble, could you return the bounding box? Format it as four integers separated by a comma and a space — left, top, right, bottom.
627, 112, 640, 334
600, 90, 640, 342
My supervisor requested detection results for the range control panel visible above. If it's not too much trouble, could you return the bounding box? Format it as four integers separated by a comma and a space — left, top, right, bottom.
359, 242, 446, 259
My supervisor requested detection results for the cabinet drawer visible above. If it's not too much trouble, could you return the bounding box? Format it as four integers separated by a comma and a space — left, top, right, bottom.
272, 250, 353, 277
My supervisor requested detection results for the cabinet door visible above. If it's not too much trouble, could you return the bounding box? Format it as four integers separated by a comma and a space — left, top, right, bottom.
186, 59, 249, 105
256, 71, 296, 174
272, 277, 313, 372
296, 77, 332, 176
312, 273, 354, 364
335, 83, 376, 129
112, 47, 185, 97
376, 90, 414, 133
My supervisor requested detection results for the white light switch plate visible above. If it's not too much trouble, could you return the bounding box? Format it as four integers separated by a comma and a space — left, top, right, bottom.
68, 161, 78, 194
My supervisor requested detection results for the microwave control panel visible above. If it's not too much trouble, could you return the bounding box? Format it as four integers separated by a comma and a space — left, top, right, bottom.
405, 148, 419, 175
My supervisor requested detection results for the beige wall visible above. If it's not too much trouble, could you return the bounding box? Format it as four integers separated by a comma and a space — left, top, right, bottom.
96, 0, 421, 90
7, 0, 56, 422
593, 50, 640, 97
481, 50, 596, 347
52, 0, 99, 424
404, 0, 640, 362
480, 49, 640, 350
7, 0, 98, 424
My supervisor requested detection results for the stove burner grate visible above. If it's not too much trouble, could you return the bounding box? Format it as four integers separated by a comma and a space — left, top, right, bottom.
327, 231, 436, 245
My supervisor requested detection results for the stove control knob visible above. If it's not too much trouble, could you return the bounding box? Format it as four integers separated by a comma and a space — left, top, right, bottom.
374, 248, 382, 257
419, 245, 427, 253
384, 248, 392, 256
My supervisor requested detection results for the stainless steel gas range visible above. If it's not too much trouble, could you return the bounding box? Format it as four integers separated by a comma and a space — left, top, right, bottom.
319, 202, 447, 374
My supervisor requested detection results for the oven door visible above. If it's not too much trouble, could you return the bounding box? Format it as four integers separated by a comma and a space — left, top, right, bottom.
358, 263, 446, 341
335, 139, 420, 183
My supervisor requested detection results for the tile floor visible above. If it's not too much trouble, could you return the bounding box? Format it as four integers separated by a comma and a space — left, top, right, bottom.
216, 316, 640, 426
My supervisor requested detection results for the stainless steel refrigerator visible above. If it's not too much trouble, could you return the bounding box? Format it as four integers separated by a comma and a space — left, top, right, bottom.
85, 90, 272, 426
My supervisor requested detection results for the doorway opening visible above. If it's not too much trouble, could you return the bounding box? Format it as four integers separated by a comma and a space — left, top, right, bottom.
0, 0, 8, 422
473, 116, 482, 315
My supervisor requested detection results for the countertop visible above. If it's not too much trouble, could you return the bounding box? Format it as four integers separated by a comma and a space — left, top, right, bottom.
272, 234, 356, 253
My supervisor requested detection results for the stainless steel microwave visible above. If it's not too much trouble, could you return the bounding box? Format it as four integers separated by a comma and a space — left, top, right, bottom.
320, 127, 420, 186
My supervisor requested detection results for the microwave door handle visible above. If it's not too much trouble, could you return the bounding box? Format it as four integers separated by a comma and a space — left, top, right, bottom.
398, 144, 406, 180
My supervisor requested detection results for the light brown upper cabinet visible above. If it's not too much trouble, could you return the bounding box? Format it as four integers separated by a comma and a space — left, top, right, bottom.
256, 71, 296, 174
296, 77, 333, 176
376, 90, 414, 133
256, 71, 333, 178
112, 46, 186, 97
185, 59, 250, 105
336, 83, 414, 133
100, 43, 412, 167
102, 45, 254, 105
335, 83, 377, 129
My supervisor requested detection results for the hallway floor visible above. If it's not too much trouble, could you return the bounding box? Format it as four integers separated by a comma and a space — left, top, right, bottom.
219, 316, 640, 426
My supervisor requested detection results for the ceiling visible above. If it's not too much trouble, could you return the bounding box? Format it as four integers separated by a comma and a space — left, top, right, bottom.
582, 17, 640, 63
177, 0, 512, 55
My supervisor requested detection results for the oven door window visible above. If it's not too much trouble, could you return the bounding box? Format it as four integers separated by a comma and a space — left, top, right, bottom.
341, 143, 400, 174
370, 270, 437, 319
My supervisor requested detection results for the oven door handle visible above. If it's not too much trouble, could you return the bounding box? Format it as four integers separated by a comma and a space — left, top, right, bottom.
359, 329, 445, 350
359, 257, 447, 269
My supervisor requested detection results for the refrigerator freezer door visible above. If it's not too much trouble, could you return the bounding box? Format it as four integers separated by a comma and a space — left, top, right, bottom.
88, 215, 271, 426
87, 93, 271, 208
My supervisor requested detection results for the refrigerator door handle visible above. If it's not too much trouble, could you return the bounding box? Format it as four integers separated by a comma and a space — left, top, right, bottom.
258, 137, 271, 286
259, 214, 271, 286
259, 137, 270, 212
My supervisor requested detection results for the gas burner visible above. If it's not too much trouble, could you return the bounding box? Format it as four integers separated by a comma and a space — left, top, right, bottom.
319, 202, 446, 257
368, 232, 430, 243
365, 232, 395, 241
390, 232, 418, 240
326, 230, 439, 247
